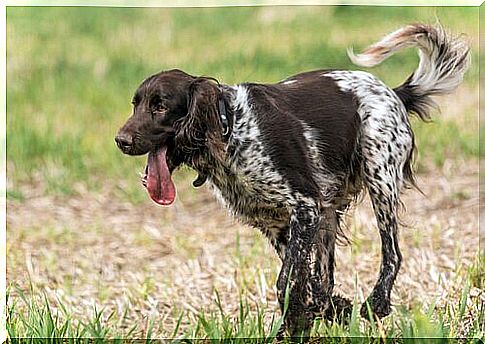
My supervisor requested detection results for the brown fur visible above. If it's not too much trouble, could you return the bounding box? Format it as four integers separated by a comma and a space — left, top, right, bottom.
175, 78, 227, 164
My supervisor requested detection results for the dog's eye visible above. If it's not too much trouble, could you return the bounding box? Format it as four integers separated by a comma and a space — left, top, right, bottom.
152, 103, 167, 114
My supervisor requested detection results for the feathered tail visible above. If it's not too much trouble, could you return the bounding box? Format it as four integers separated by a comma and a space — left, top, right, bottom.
348, 23, 470, 120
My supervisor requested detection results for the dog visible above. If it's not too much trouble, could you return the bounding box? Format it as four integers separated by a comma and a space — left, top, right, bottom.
115, 24, 470, 335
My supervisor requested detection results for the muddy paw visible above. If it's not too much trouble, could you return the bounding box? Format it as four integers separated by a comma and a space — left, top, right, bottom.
360, 292, 391, 320
284, 311, 314, 338
324, 294, 353, 321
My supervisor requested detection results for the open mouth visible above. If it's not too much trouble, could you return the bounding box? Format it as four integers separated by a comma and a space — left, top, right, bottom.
141, 146, 176, 206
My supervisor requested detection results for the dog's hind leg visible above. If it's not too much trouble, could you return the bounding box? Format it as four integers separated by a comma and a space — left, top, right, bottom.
362, 181, 402, 318
359, 126, 413, 319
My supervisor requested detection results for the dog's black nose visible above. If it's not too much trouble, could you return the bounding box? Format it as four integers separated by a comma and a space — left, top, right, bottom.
115, 134, 133, 151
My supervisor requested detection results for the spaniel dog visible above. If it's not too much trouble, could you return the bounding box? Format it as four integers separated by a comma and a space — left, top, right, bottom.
115, 24, 469, 336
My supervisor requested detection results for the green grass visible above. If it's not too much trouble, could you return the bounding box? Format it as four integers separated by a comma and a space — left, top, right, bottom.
6, 6, 479, 200
7, 253, 484, 341
412, 114, 479, 169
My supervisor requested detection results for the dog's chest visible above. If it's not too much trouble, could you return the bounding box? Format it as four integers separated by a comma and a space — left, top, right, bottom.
208, 150, 291, 233
206, 93, 293, 236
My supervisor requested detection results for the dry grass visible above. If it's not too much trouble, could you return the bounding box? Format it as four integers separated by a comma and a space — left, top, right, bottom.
7, 159, 481, 337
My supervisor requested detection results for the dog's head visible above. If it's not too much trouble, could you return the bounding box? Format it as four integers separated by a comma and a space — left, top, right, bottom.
115, 69, 227, 206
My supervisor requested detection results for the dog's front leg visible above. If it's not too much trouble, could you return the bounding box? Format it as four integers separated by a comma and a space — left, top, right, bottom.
308, 208, 338, 318
276, 203, 334, 337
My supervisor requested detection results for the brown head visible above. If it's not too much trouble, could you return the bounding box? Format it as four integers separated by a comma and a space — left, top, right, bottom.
115, 69, 227, 206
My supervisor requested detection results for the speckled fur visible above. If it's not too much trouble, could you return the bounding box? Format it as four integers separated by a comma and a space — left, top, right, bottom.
204, 74, 409, 326
325, 70, 413, 318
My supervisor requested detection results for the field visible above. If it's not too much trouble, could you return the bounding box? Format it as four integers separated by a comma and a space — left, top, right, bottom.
6, 6, 483, 341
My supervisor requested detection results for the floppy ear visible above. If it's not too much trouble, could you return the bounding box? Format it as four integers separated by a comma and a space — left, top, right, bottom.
175, 78, 226, 162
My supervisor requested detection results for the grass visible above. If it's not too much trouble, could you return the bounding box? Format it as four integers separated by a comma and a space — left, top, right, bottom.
6, 6, 479, 198
6, 5, 481, 342
7, 254, 484, 341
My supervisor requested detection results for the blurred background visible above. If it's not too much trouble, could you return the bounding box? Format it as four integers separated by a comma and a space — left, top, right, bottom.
6, 6, 481, 338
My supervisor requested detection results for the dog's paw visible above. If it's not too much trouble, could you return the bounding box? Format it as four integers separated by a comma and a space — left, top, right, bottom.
360, 292, 391, 320
282, 311, 314, 339
324, 294, 352, 321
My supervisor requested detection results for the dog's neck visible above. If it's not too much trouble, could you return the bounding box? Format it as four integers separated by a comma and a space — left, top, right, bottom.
188, 86, 236, 188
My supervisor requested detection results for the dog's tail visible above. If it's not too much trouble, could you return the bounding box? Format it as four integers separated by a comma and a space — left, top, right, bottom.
348, 23, 470, 121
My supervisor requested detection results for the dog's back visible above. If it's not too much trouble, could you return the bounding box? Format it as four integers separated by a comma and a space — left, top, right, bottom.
235, 72, 362, 202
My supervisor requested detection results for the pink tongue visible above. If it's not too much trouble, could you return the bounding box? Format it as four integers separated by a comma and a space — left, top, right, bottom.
146, 146, 176, 206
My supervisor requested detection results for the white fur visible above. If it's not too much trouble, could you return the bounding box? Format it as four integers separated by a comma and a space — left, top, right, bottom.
348, 24, 470, 98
